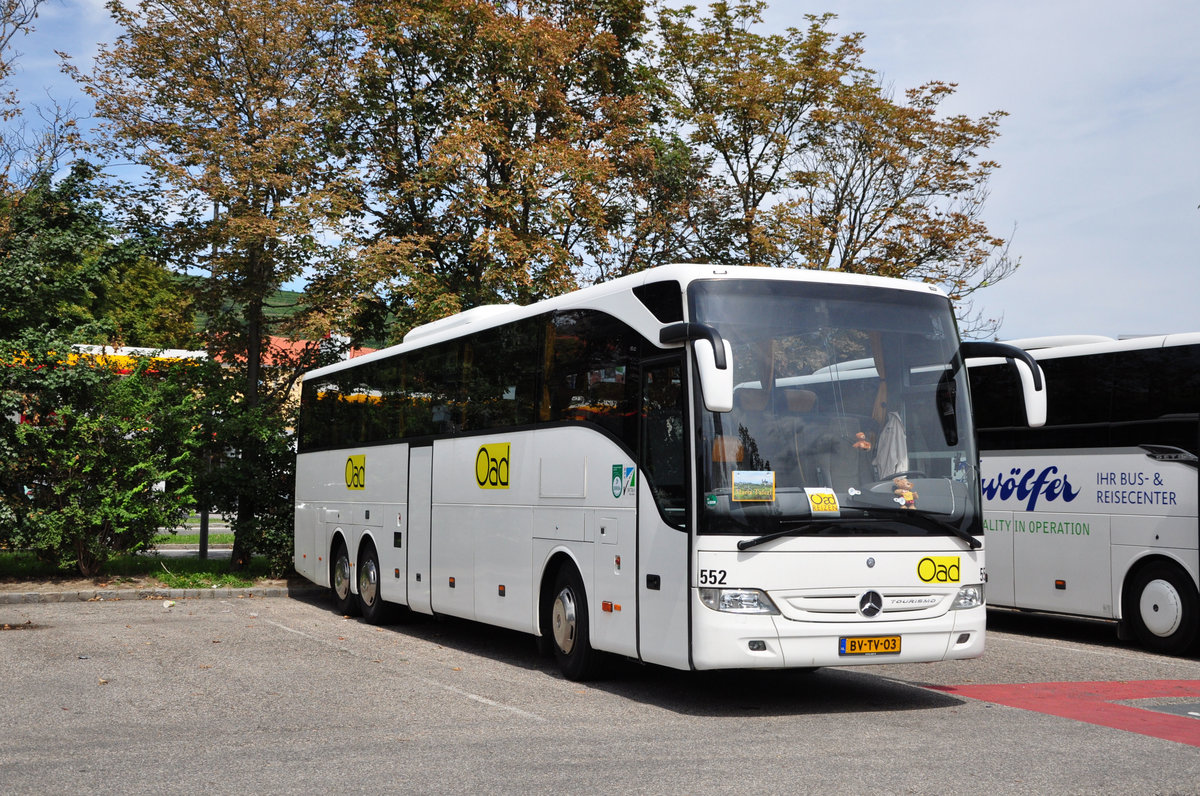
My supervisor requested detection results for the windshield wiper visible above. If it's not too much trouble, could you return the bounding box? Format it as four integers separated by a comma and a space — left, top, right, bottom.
736, 523, 843, 551
736, 512, 981, 552
860, 509, 981, 550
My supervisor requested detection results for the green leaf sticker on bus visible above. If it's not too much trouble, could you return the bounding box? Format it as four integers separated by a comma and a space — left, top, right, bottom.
612, 464, 635, 498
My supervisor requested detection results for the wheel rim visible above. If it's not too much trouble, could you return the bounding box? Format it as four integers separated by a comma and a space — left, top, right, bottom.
359, 556, 379, 608
1139, 578, 1183, 637
552, 587, 578, 655
333, 552, 351, 602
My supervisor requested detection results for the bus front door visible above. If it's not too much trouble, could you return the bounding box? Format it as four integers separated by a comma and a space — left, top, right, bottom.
637, 358, 691, 669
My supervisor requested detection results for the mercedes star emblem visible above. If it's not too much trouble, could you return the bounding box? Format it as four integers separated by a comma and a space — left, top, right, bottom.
859, 590, 884, 618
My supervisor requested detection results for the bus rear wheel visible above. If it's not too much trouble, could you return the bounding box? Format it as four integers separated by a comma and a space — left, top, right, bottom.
357, 540, 385, 624
1124, 560, 1199, 655
546, 565, 602, 681
331, 540, 358, 617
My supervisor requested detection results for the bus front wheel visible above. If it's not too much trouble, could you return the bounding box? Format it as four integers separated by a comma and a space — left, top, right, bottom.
1124, 560, 1199, 655
546, 565, 602, 681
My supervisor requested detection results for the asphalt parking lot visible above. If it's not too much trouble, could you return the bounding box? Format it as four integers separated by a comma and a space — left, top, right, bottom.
1, 592, 1197, 794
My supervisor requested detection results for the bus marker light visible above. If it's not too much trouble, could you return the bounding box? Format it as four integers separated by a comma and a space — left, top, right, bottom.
394, 569, 400, 578
448, 577, 455, 588
498, 585, 506, 596
1055, 580, 1067, 590
602, 601, 613, 613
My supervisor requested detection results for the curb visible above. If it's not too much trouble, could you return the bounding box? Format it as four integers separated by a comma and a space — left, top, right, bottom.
0, 585, 324, 605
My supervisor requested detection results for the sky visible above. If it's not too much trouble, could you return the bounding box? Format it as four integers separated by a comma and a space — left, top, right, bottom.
10, 0, 1199, 341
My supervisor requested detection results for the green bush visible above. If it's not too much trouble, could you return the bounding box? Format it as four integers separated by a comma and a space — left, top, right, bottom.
0, 337, 201, 575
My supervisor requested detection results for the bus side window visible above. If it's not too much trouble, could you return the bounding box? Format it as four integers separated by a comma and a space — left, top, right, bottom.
642, 360, 688, 528
546, 310, 639, 451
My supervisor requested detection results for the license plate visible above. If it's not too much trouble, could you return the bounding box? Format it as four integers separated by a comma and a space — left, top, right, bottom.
839, 635, 901, 656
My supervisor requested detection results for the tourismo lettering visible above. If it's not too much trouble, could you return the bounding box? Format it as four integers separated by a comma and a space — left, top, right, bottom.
981, 466, 1080, 511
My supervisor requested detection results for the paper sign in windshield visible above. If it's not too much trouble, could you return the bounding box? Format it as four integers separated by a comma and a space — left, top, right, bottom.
732, 470, 775, 502
805, 488, 841, 517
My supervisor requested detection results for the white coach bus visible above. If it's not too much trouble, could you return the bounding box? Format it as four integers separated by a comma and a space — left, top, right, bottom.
293, 264, 1044, 679
970, 334, 1199, 654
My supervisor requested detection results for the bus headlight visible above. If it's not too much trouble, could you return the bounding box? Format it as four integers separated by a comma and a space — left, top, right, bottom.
951, 584, 985, 610
699, 587, 780, 615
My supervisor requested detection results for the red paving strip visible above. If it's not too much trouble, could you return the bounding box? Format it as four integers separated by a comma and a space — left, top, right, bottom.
928, 680, 1200, 747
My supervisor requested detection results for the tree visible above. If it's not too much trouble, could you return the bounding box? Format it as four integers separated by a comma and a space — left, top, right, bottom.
657, 1, 861, 266
71, 0, 356, 566
0, 160, 194, 347
0, 335, 200, 576
315, 0, 658, 341
0, 0, 41, 115
0, 0, 89, 190
656, 1, 1015, 335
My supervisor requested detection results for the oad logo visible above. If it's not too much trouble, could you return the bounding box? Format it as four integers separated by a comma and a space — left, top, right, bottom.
805, 488, 840, 516
917, 556, 960, 584
345, 455, 366, 491
476, 443, 510, 489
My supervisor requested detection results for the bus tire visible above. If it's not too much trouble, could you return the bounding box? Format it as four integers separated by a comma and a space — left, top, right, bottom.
1123, 560, 1199, 655
356, 539, 385, 624
545, 565, 602, 681
331, 540, 358, 617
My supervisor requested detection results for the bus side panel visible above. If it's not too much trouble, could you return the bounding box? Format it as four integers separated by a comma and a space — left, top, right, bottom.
407, 446, 434, 615
983, 449, 1198, 620
591, 509, 638, 658
1112, 517, 1200, 619
473, 505, 534, 632
375, 449, 409, 608
982, 509, 1015, 607
294, 501, 318, 582
638, 486, 690, 670
429, 501, 477, 620
430, 434, 534, 623
294, 450, 358, 588
1012, 511, 1113, 616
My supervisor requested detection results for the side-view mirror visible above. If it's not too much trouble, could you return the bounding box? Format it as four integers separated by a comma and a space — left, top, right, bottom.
660, 322, 734, 413
961, 341, 1047, 428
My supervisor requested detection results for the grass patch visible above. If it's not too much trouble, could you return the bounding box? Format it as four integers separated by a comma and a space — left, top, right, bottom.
153, 533, 236, 545
0, 550, 53, 580
154, 559, 261, 589
0, 549, 271, 588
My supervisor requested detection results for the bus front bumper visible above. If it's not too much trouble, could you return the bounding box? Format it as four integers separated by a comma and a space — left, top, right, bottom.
690, 602, 986, 670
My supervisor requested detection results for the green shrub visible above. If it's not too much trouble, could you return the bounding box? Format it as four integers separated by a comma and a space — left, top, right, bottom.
0, 338, 201, 575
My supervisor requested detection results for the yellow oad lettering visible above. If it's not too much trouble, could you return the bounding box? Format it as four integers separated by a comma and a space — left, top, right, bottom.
476, 443, 510, 489
345, 455, 366, 491
808, 492, 839, 510
805, 488, 839, 514
917, 556, 960, 583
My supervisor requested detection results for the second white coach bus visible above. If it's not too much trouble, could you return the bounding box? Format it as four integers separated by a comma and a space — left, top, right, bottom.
970, 334, 1199, 654
294, 264, 1044, 678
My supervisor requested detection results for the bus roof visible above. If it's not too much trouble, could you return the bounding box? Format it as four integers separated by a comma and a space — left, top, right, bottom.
993, 332, 1200, 363
304, 263, 950, 381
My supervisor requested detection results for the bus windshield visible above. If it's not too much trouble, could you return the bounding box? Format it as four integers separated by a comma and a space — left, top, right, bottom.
690, 279, 978, 539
